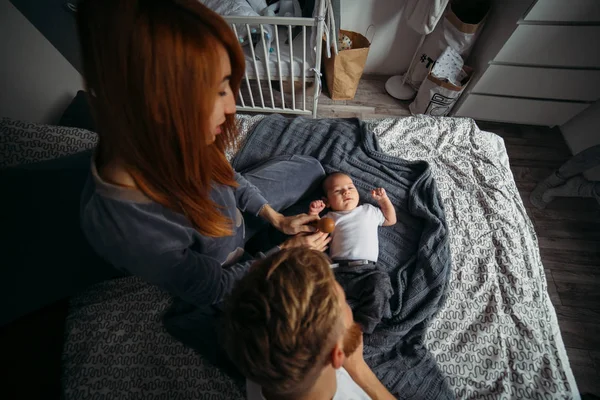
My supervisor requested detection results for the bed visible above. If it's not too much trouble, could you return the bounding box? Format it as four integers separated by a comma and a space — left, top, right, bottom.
0, 114, 579, 399
31, 114, 574, 399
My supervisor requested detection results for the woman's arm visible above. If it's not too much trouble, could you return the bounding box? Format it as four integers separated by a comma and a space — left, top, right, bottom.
129, 247, 278, 307
233, 172, 269, 216
235, 172, 319, 234
127, 235, 330, 306
259, 204, 319, 235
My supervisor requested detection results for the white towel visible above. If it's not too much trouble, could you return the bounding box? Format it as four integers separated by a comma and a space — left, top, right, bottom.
403, 0, 449, 35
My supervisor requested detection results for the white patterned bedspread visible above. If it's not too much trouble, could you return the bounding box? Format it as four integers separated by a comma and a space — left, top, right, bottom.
366, 116, 578, 399
59, 115, 578, 399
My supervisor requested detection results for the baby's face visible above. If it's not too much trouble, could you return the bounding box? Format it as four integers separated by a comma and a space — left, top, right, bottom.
325, 174, 359, 211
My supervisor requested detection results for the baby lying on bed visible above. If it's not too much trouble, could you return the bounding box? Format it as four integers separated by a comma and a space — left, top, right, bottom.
309, 172, 396, 333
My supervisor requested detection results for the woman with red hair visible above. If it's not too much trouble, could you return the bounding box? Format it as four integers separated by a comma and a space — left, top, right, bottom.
77, 0, 330, 370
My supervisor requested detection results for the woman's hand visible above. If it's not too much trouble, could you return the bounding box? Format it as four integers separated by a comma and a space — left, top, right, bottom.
275, 213, 321, 235
259, 205, 320, 235
280, 231, 331, 252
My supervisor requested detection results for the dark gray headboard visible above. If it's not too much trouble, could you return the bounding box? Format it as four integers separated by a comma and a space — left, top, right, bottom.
10, 0, 83, 73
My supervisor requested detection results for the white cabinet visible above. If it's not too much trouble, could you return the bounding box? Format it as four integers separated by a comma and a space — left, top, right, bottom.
471, 65, 600, 102
494, 25, 600, 68
523, 0, 600, 23
457, 95, 589, 126
453, 0, 598, 126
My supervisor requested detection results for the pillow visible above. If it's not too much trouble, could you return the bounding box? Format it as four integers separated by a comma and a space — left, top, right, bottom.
0, 117, 98, 169
0, 118, 123, 326
58, 90, 96, 132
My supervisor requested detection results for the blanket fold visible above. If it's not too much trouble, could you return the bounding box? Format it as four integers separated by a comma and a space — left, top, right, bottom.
233, 115, 453, 399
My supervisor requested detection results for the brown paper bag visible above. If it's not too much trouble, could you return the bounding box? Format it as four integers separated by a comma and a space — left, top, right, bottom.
323, 30, 371, 100
406, 0, 489, 91
409, 65, 473, 116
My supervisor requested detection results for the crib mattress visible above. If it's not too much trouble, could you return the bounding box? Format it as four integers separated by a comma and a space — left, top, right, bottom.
61, 115, 579, 399
242, 26, 316, 80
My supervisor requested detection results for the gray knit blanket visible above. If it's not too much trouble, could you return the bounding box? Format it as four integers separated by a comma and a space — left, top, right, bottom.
232, 114, 454, 399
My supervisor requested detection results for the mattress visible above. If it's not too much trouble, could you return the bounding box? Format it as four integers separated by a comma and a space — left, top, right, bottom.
60, 115, 579, 399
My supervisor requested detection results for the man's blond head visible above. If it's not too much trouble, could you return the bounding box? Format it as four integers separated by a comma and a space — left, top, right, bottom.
222, 248, 342, 397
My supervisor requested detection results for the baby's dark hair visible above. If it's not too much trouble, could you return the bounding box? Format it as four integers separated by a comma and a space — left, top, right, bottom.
322, 172, 351, 193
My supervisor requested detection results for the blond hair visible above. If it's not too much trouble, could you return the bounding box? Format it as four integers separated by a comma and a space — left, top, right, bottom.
222, 248, 342, 396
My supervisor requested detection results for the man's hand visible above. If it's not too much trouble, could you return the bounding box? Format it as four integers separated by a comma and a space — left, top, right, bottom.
371, 188, 388, 202
309, 200, 326, 216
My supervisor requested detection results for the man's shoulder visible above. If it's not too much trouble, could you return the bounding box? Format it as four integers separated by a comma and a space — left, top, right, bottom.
246, 379, 266, 400
245, 369, 371, 400
334, 368, 372, 400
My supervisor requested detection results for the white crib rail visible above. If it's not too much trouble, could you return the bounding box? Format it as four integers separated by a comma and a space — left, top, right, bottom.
224, 12, 325, 118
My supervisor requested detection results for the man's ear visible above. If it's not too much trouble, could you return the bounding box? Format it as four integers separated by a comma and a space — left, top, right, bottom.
330, 342, 345, 369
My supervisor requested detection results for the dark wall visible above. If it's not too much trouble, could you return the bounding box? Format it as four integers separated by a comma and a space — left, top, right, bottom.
9, 0, 341, 76
9, 0, 82, 73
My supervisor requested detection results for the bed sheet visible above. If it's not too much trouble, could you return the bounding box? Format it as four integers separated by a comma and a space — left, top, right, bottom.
61, 115, 579, 399
366, 116, 579, 399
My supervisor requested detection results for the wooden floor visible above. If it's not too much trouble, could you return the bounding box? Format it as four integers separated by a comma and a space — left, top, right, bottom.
316, 75, 600, 395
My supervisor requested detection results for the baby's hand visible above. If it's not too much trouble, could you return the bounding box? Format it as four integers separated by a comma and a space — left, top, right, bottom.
309, 200, 326, 215
371, 188, 388, 202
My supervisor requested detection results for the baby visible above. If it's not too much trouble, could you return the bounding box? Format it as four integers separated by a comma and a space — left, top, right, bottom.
309, 172, 396, 333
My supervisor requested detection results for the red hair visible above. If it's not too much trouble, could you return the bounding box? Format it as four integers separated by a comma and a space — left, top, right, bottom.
77, 0, 245, 237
